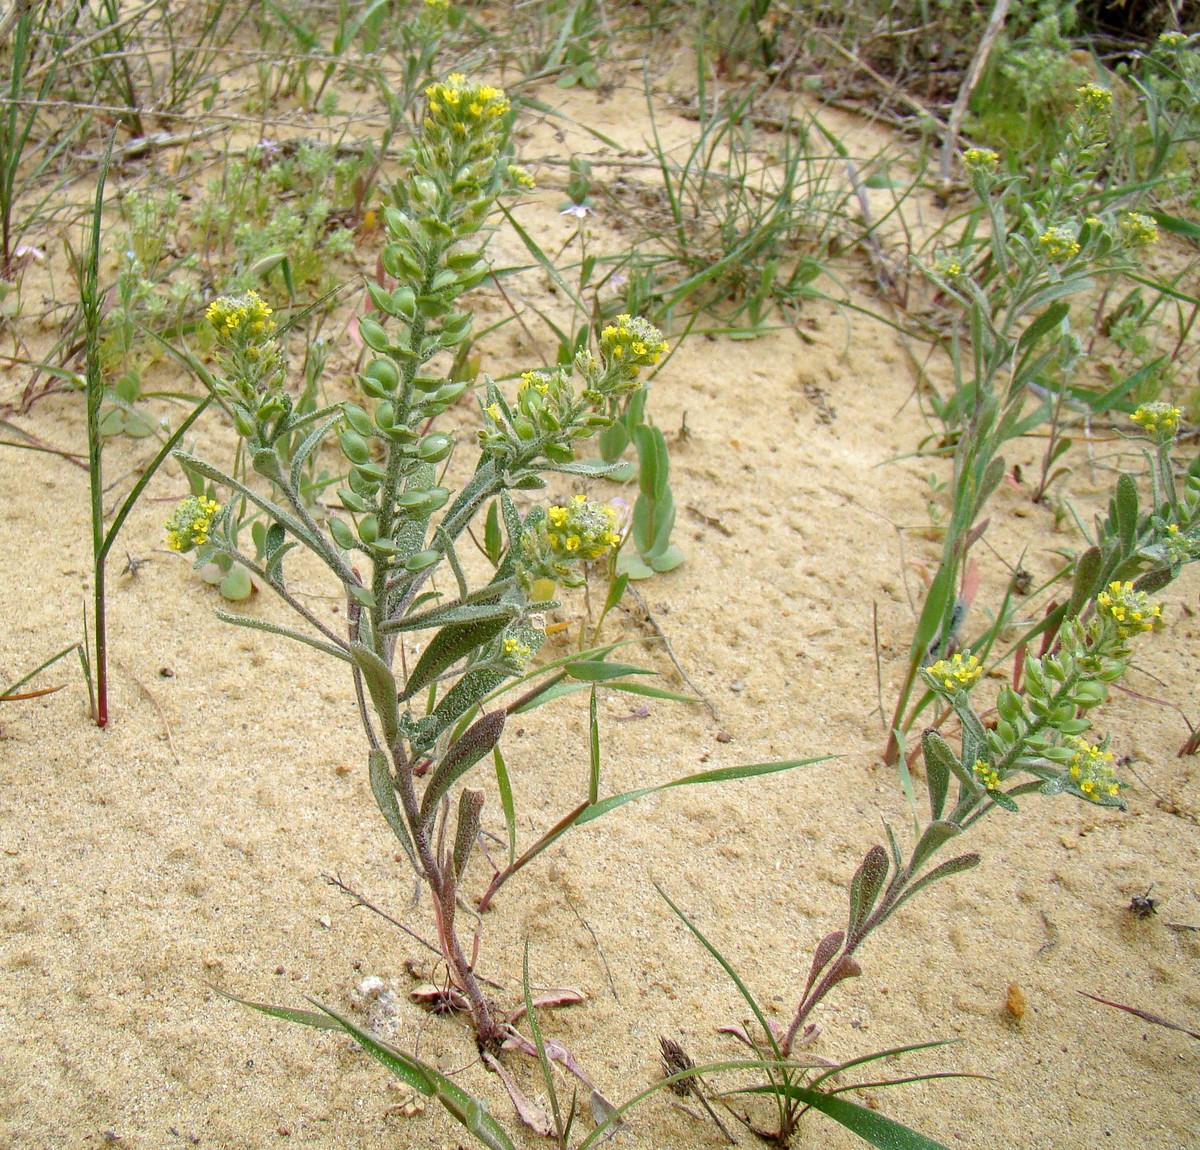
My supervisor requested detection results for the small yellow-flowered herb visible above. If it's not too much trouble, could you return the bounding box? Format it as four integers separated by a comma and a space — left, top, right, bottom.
1065, 735, 1121, 799
1118, 211, 1158, 248
599, 314, 668, 373
166, 495, 220, 553
1095, 580, 1161, 638
1038, 226, 1081, 262
1076, 83, 1113, 116
923, 651, 983, 694
206, 290, 275, 345
973, 759, 1001, 790
962, 148, 999, 172
1131, 401, 1182, 441
545, 494, 621, 562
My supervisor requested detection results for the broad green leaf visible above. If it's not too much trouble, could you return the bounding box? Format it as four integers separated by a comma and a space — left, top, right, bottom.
746, 1081, 953, 1149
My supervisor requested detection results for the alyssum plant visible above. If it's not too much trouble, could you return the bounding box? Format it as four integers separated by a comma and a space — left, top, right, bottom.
168, 73, 645, 1041
166, 75, 817, 1129
652, 557, 1187, 1148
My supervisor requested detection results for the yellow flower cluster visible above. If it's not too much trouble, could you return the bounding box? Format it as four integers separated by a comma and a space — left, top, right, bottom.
962, 148, 999, 172
1038, 226, 1081, 262
507, 163, 536, 189
502, 635, 533, 664
1158, 31, 1187, 48
1096, 580, 1161, 638
1065, 736, 1120, 798
165, 495, 220, 553
206, 291, 275, 345
599, 314, 668, 369
518, 370, 553, 400
1118, 211, 1158, 248
973, 759, 1001, 790
1076, 83, 1113, 117
425, 73, 510, 135
925, 651, 983, 694
933, 256, 964, 279
1131, 401, 1181, 439
546, 494, 621, 562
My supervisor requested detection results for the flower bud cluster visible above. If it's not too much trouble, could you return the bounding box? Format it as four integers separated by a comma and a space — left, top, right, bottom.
477, 315, 666, 470
165, 495, 221, 553
516, 496, 621, 590
206, 291, 289, 441
1130, 401, 1182, 442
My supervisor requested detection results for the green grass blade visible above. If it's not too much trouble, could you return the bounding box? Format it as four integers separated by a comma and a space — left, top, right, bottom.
575, 758, 831, 825
754, 1082, 952, 1149
493, 744, 517, 866
655, 883, 779, 1059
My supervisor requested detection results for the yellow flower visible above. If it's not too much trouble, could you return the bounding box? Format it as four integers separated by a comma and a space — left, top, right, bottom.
545, 494, 621, 562
599, 314, 668, 371
973, 759, 1001, 790
206, 290, 275, 345
1076, 84, 1113, 116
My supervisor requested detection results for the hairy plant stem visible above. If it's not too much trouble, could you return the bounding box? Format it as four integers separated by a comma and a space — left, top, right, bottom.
391, 737, 503, 1047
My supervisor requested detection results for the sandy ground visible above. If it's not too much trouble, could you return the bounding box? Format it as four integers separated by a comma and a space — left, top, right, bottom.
2, 64, 1200, 1150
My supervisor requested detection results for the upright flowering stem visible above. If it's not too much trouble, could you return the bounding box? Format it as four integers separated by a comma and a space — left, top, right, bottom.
174, 72, 663, 1052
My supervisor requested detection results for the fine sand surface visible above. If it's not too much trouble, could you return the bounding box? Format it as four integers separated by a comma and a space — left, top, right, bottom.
2, 61, 1199, 1150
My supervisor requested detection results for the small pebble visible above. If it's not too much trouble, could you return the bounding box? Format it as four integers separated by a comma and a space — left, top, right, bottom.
1005, 983, 1027, 1022
715, 731, 732, 743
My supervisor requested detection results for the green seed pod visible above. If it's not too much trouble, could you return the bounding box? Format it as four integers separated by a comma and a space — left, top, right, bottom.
353, 461, 388, 483
366, 281, 398, 316
413, 375, 444, 393
393, 287, 416, 318
358, 317, 390, 353
433, 381, 469, 405
382, 206, 410, 236
430, 268, 458, 293
358, 514, 379, 543
404, 549, 441, 572
374, 400, 396, 431
416, 294, 444, 319
417, 433, 453, 463
329, 517, 355, 550
348, 466, 379, 497
340, 429, 371, 464
343, 404, 373, 436
338, 487, 371, 513
361, 358, 399, 398
446, 249, 483, 270
441, 312, 473, 339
